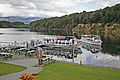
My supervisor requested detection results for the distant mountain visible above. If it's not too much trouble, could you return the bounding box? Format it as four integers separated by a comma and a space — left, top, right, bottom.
0, 16, 43, 24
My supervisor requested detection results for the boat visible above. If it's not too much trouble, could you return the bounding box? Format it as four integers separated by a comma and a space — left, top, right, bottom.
43, 36, 75, 45
80, 35, 102, 45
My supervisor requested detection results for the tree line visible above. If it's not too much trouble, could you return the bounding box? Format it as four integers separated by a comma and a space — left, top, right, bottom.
30, 4, 120, 31
0, 21, 28, 28
0, 4, 120, 31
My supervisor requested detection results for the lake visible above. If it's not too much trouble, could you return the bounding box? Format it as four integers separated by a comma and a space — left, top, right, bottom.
0, 28, 58, 42
0, 28, 120, 68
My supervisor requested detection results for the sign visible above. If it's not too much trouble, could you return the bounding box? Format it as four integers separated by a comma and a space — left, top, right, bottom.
36, 47, 42, 59
36, 47, 43, 65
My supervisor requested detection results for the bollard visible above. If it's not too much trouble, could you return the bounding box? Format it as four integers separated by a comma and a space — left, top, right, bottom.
38, 59, 42, 65
80, 60, 82, 65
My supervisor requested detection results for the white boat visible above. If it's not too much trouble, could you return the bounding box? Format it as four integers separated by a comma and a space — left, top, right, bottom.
80, 35, 102, 45
43, 36, 75, 45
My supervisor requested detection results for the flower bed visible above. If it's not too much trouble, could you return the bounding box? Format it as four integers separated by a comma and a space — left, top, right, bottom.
19, 74, 38, 80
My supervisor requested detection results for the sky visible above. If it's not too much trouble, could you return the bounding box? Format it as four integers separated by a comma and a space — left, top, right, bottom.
0, 0, 120, 17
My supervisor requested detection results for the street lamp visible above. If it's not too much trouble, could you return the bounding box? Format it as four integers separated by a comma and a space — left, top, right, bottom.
72, 31, 75, 63
72, 46, 75, 63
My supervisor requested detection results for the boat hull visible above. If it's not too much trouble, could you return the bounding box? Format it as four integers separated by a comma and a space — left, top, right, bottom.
80, 39, 102, 46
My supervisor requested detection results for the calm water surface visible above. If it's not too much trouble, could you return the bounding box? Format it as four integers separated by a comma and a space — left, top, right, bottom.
0, 28, 120, 68
0, 28, 56, 42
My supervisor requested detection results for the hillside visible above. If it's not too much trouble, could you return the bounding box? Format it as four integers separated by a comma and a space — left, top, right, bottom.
30, 4, 120, 31
0, 16, 42, 24
0, 21, 28, 28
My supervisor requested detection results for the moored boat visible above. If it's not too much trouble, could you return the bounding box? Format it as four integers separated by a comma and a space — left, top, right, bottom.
80, 35, 102, 45
43, 36, 75, 45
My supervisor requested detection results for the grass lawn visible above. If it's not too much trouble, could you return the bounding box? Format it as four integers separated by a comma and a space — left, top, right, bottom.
36, 62, 120, 80
0, 62, 26, 76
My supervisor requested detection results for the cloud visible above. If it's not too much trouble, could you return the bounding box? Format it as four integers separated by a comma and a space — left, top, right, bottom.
0, 0, 120, 17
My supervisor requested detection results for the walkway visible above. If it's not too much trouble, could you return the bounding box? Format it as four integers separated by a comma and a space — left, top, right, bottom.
0, 59, 42, 80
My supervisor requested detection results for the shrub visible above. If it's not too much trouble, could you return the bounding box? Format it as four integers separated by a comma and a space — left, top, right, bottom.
19, 74, 38, 80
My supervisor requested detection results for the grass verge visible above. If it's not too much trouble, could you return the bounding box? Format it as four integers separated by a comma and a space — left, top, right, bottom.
0, 62, 26, 76
36, 62, 120, 80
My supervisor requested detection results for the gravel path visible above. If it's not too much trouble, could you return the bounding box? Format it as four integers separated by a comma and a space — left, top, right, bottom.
0, 59, 42, 80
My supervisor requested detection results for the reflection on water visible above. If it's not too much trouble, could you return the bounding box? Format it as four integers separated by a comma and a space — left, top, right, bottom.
76, 43, 120, 68
0, 28, 55, 42
101, 35, 120, 55
43, 29, 120, 55
81, 43, 102, 54
0, 28, 120, 55
0, 28, 120, 68
50, 42, 120, 68
40, 30, 73, 36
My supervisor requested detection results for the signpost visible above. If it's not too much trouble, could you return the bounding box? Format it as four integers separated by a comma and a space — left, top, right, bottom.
36, 47, 42, 65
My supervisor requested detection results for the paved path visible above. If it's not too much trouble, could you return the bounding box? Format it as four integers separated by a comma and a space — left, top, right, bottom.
0, 59, 42, 80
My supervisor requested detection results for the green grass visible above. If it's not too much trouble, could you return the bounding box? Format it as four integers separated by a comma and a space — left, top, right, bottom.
36, 62, 120, 80
0, 62, 26, 76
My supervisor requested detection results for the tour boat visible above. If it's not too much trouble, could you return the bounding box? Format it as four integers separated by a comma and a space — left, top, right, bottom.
80, 35, 102, 45
43, 36, 75, 45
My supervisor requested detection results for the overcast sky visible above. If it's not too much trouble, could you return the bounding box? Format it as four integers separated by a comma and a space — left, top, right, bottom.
0, 0, 120, 17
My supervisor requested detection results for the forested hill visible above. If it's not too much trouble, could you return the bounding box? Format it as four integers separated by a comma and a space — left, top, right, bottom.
0, 16, 42, 24
30, 4, 120, 31
0, 21, 28, 28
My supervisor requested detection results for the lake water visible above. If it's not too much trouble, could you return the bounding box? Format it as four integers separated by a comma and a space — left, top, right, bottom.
0, 28, 56, 42
0, 28, 120, 68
